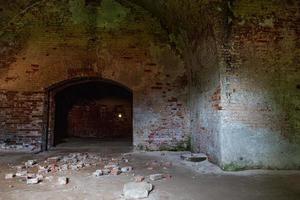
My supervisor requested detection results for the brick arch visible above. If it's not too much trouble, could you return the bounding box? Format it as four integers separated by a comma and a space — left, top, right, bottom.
42, 77, 133, 150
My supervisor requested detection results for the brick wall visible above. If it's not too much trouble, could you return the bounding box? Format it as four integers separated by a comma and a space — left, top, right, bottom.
0, 0, 190, 151
220, 0, 300, 169
0, 90, 44, 151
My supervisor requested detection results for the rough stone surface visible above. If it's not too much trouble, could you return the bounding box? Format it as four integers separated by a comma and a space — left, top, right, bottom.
123, 182, 153, 199
57, 177, 68, 185
149, 174, 163, 181
132, 0, 300, 170
93, 170, 103, 177
5, 174, 14, 179
0, 0, 299, 170
0, 0, 190, 152
27, 177, 39, 184
121, 166, 133, 173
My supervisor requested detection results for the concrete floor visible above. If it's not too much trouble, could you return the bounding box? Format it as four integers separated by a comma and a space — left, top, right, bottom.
0, 139, 300, 200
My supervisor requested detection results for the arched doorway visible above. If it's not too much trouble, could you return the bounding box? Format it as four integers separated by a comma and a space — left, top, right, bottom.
43, 77, 133, 150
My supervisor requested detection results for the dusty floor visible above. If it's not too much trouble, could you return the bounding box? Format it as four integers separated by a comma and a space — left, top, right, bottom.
0, 139, 300, 200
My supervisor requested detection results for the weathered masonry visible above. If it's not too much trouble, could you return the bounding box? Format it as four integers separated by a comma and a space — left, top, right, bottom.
0, 0, 299, 170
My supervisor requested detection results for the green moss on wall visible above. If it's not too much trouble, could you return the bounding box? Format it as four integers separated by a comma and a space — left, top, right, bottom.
69, 0, 88, 25
96, 0, 129, 29
232, 0, 283, 20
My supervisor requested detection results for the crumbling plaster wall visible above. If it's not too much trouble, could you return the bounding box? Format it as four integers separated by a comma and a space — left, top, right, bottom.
0, 0, 190, 151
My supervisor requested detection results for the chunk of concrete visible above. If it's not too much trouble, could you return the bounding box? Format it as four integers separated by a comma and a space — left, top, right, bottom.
25, 160, 37, 167
58, 177, 68, 185
27, 177, 39, 184
149, 174, 163, 181
121, 166, 133, 173
16, 171, 27, 178
5, 173, 14, 179
93, 170, 103, 177
123, 182, 153, 199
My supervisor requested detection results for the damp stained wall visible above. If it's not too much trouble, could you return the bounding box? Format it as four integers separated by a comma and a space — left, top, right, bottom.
0, 0, 190, 151
0, 0, 299, 169
128, 0, 300, 169
220, 0, 300, 170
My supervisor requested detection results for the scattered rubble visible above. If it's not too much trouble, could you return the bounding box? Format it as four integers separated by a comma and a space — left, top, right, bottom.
5, 152, 138, 187
123, 182, 153, 199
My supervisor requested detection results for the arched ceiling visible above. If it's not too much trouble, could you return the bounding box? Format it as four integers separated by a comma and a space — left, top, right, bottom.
0, 0, 225, 81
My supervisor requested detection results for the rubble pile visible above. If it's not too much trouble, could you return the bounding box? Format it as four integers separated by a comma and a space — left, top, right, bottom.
4, 152, 133, 185
4, 153, 174, 199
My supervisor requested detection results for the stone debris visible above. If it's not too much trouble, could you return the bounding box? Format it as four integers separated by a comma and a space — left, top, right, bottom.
134, 175, 145, 182
121, 166, 133, 173
27, 173, 36, 178
149, 174, 164, 181
111, 167, 121, 176
27, 177, 39, 184
102, 169, 111, 175
5, 173, 15, 179
93, 170, 103, 177
58, 177, 68, 185
6, 152, 134, 186
123, 182, 153, 199
16, 171, 27, 178
38, 166, 50, 174
180, 153, 207, 162
25, 160, 37, 167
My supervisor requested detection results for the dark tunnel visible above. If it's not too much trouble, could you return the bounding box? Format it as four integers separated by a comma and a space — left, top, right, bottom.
53, 81, 133, 146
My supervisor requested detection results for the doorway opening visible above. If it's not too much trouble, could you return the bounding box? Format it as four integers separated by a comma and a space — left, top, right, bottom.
44, 78, 133, 150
